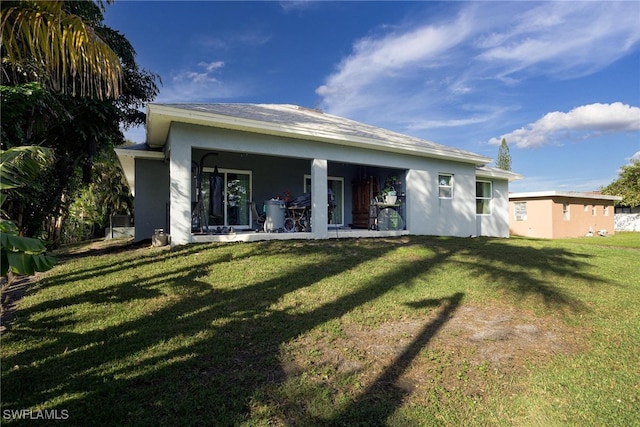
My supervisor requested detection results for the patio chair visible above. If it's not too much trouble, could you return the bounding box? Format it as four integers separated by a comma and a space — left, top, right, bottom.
249, 201, 266, 231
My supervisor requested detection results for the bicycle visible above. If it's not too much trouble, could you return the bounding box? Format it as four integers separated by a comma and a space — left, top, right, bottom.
284, 206, 310, 232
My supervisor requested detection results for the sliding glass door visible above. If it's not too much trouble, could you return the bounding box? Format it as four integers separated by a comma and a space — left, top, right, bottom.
304, 175, 344, 226
201, 168, 252, 228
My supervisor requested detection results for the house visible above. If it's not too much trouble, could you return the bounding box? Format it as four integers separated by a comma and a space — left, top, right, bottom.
508, 191, 622, 238
115, 103, 522, 245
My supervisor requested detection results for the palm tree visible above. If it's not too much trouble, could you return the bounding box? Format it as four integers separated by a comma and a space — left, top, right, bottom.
0, 146, 56, 277
1, 0, 122, 99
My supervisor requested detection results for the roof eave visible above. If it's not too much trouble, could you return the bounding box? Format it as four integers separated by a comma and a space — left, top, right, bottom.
476, 167, 524, 182
114, 146, 165, 160
146, 104, 492, 165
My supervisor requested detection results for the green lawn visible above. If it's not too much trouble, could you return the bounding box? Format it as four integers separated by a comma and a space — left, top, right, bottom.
1, 234, 639, 426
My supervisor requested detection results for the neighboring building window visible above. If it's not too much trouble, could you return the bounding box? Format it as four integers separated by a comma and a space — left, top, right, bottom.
563, 203, 570, 220
604, 206, 609, 216
476, 181, 492, 214
438, 174, 453, 199
592, 205, 597, 216
514, 202, 527, 221
584, 204, 589, 212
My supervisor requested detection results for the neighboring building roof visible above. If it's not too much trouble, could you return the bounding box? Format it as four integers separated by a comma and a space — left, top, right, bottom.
144, 103, 493, 165
509, 191, 622, 201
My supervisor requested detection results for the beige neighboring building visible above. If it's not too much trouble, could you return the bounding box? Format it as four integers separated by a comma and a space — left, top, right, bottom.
509, 191, 622, 238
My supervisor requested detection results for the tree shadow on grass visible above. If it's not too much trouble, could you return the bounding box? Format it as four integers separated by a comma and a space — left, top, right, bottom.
1, 236, 605, 425
40, 241, 237, 290
329, 293, 464, 426
426, 237, 604, 312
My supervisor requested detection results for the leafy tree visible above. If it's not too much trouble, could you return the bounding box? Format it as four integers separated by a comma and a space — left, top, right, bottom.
62, 149, 133, 242
601, 159, 640, 207
0, 146, 56, 277
495, 138, 512, 171
1, 0, 159, 243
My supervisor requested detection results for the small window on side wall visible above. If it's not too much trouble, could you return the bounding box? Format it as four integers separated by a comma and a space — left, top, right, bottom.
438, 174, 453, 199
476, 181, 492, 214
562, 203, 570, 221
514, 202, 527, 221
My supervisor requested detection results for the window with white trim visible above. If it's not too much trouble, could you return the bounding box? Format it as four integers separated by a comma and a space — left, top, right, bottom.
304, 175, 344, 226
476, 181, 492, 214
514, 202, 527, 221
604, 206, 609, 216
200, 168, 252, 229
438, 174, 453, 199
563, 203, 570, 221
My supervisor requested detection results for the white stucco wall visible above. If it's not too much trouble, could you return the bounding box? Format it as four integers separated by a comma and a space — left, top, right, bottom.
155, 123, 508, 244
476, 179, 510, 238
311, 159, 328, 238
406, 166, 477, 237
134, 159, 169, 241
168, 126, 194, 245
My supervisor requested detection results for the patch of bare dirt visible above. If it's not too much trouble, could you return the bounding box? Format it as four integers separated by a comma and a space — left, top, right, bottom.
55, 238, 150, 259
0, 275, 34, 334
282, 302, 587, 403
435, 304, 581, 367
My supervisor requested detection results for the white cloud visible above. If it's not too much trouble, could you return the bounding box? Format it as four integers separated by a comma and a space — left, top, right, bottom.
279, 1, 317, 13
509, 174, 611, 193
316, 8, 475, 118
172, 61, 225, 85
199, 61, 225, 72
316, 2, 640, 130
476, 2, 640, 79
197, 32, 271, 50
489, 103, 640, 148
158, 61, 248, 103
406, 105, 510, 131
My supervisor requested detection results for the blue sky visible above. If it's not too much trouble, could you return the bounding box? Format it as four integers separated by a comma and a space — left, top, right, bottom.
104, 1, 640, 192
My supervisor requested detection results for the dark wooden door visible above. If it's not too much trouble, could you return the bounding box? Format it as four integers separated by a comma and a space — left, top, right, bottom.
351, 177, 378, 228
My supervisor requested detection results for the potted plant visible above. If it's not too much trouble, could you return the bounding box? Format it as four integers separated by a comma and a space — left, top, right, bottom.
381, 175, 398, 204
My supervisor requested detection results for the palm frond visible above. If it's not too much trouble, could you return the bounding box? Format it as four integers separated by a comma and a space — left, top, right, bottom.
1, 0, 123, 99
0, 145, 55, 192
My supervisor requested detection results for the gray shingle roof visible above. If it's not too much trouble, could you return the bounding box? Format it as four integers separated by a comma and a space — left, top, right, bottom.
149, 103, 492, 164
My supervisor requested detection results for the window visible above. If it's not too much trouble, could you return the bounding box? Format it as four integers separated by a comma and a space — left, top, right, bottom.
592, 205, 597, 216
200, 168, 252, 229
438, 174, 453, 199
563, 203, 570, 221
476, 181, 492, 214
514, 202, 527, 221
604, 206, 609, 216
584, 204, 589, 212
304, 175, 344, 226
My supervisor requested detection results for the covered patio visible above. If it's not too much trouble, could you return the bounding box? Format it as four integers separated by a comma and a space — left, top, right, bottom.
116, 103, 520, 246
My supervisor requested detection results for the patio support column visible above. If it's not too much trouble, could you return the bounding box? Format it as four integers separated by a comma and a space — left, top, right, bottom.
311, 159, 328, 239
169, 143, 192, 246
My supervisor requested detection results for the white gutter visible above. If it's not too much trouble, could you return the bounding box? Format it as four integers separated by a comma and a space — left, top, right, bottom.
476, 166, 523, 182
